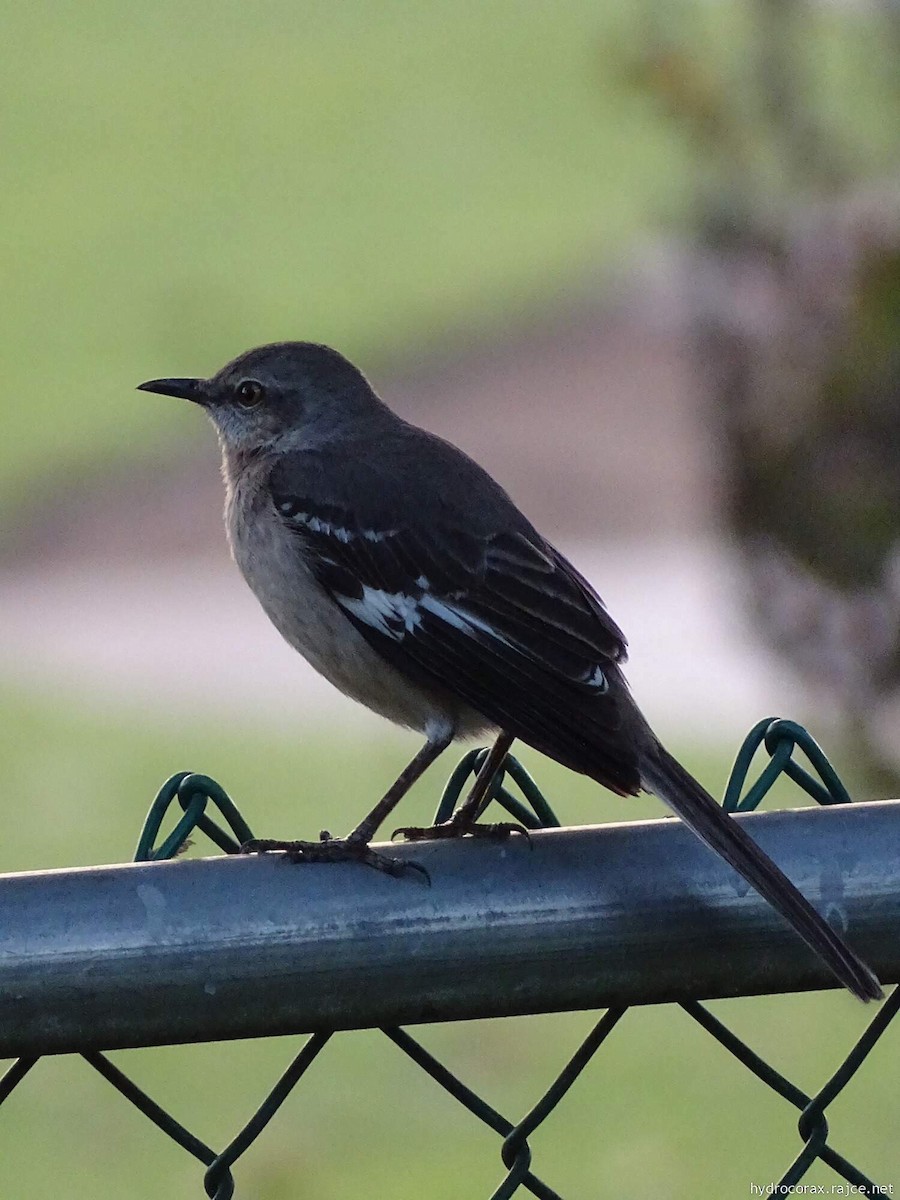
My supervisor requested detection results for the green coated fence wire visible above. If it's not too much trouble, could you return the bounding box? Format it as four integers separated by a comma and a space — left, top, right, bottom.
0, 717, 897, 1197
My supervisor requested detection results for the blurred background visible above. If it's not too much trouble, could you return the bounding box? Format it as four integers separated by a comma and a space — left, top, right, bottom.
1, 1, 898, 1196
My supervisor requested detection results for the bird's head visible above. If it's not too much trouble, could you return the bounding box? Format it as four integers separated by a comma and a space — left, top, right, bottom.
138, 341, 383, 456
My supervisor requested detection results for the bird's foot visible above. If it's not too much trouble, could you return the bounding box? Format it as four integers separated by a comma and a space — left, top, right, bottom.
392, 815, 530, 844
239, 833, 428, 881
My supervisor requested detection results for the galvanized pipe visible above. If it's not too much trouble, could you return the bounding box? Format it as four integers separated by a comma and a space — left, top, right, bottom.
1, 801, 898, 1057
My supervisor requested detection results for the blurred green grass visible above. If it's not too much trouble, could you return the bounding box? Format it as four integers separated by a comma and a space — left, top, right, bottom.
0, 1, 684, 508
3, 0, 898, 513
1, 685, 897, 1198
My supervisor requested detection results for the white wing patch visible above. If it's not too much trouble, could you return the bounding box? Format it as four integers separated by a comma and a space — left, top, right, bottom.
280, 504, 394, 544
337, 586, 608, 691
582, 664, 608, 692
337, 586, 422, 640
420, 595, 515, 648
335, 586, 519, 649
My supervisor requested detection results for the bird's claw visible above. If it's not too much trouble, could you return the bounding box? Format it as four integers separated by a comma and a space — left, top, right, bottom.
238, 836, 430, 882
392, 818, 530, 844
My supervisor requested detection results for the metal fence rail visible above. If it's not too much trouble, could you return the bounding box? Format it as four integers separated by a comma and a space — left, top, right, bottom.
2, 801, 899, 1056
1, 718, 898, 1198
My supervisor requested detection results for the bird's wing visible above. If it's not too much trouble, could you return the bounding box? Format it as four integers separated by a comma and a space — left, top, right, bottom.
271, 481, 642, 795
273, 486, 885, 1001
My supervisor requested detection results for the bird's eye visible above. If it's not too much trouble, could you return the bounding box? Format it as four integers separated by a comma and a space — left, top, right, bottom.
236, 379, 265, 409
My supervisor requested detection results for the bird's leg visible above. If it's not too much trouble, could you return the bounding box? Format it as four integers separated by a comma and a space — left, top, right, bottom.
240, 725, 455, 877
452, 730, 516, 824
395, 730, 527, 842
344, 726, 456, 844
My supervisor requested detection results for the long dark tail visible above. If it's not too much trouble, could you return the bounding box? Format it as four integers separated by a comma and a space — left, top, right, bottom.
640, 742, 882, 1002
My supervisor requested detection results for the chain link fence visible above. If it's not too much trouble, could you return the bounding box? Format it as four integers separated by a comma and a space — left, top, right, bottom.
1, 718, 897, 1198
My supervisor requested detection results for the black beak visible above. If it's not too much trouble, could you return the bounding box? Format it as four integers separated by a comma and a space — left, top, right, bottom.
137, 377, 208, 405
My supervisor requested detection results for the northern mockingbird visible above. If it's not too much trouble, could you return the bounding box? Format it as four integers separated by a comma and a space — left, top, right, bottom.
139, 341, 881, 1001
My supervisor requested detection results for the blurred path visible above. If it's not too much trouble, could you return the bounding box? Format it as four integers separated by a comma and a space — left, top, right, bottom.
0, 536, 803, 742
